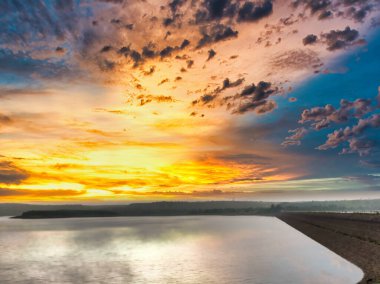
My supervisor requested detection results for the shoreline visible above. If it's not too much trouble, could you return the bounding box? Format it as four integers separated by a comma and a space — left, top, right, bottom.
278, 212, 380, 284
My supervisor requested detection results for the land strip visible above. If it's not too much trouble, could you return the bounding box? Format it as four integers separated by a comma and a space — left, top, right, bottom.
278, 213, 380, 284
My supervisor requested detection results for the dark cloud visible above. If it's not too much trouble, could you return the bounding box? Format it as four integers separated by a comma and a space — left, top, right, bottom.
207, 49, 217, 61
292, 0, 332, 14
237, 0, 273, 22
303, 34, 318, 45
346, 5, 373, 22
130, 50, 143, 67
197, 24, 238, 48
198, 94, 218, 105
142, 44, 156, 58
169, 0, 187, 14
118, 39, 191, 67
292, 0, 334, 22
222, 78, 245, 89
117, 47, 144, 67
195, 0, 238, 23
186, 59, 194, 68
159, 40, 191, 58
232, 81, 278, 115
180, 39, 191, 49
163, 0, 187, 26
0, 161, 29, 185
194, 0, 273, 24
237, 81, 275, 100
192, 77, 245, 106
318, 10, 333, 19
292, 0, 377, 22
55, 46, 66, 54
233, 99, 277, 115
159, 46, 174, 58
205, 0, 236, 19
98, 59, 116, 71
321, 26, 359, 51
163, 17, 175, 26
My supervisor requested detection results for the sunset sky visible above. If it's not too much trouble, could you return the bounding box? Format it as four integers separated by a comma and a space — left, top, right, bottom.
1, 0, 380, 202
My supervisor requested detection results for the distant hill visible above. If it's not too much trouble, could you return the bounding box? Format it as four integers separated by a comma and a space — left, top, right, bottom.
1, 199, 380, 218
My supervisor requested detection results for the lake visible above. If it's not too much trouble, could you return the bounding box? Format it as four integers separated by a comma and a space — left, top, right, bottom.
0, 216, 362, 284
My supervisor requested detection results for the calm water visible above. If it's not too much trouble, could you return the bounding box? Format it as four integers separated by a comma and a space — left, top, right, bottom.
0, 216, 362, 284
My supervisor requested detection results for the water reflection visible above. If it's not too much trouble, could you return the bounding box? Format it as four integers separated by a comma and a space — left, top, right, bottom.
0, 216, 363, 284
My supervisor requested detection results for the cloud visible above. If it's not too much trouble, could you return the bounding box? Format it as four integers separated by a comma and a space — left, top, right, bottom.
318, 10, 333, 20
117, 39, 191, 67
0, 161, 29, 184
186, 59, 194, 68
282, 127, 308, 147
207, 49, 217, 61
197, 24, 238, 48
303, 34, 318, 45
292, 0, 332, 15
222, 78, 245, 89
0, 188, 86, 197
340, 138, 375, 156
195, 0, 238, 23
232, 81, 278, 114
237, 0, 273, 22
192, 80, 278, 115
317, 114, 380, 155
163, 0, 187, 26
321, 26, 360, 51
299, 98, 374, 130
292, 0, 379, 22
135, 94, 177, 106
192, 77, 245, 106
287, 87, 380, 156
270, 49, 321, 71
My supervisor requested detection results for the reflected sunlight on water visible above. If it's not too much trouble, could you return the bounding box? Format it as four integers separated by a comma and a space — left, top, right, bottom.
0, 216, 363, 284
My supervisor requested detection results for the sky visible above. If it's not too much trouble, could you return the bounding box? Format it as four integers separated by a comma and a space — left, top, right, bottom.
1, 0, 380, 203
